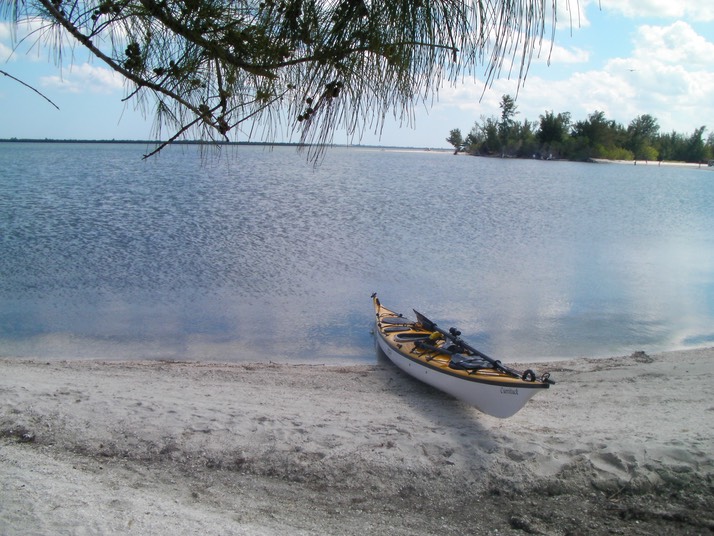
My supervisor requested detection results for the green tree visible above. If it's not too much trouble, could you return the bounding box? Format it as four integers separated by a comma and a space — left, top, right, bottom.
571, 111, 628, 159
3, 0, 559, 158
656, 131, 683, 162
659, 127, 707, 162
705, 132, 714, 161
498, 94, 518, 155
626, 114, 659, 161
515, 118, 538, 157
446, 128, 464, 154
464, 121, 483, 152
479, 116, 501, 155
683, 126, 707, 162
536, 110, 570, 158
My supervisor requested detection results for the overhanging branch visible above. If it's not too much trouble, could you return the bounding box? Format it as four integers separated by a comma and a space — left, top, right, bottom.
1, 68, 60, 110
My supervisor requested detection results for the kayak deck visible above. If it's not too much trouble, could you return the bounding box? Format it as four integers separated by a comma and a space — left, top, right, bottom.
374, 302, 542, 386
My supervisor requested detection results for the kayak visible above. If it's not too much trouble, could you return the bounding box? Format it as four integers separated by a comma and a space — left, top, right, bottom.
372, 294, 553, 418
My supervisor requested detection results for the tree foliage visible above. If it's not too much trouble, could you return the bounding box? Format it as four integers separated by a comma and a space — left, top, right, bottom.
497, 93, 518, 155
460, 95, 713, 163
537, 111, 569, 145
446, 128, 464, 153
2, 0, 558, 158
626, 114, 659, 161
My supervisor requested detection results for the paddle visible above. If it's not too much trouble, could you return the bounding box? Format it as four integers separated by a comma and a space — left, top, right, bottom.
413, 309, 539, 381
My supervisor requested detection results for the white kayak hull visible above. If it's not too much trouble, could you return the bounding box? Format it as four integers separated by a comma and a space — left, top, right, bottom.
374, 331, 542, 418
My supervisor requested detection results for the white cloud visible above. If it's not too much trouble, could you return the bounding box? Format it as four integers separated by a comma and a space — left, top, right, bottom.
434, 20, 714, 135
1, 18, 60, 62
600, 0, 714, 22
500, 72, 638, 125
0, 21, 10, 41
1, 16, 111, 65
0, 42, 12, 63
1, 22, 15, 61
601, 21, 714, 130
40, 63, 124, 94
541, 44, 590, 65
633, 21, 714, 68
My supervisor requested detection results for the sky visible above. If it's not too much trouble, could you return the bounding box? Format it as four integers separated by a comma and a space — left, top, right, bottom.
1, 0, 713, 149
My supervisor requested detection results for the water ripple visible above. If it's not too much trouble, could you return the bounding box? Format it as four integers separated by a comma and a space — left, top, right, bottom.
1, 143, 713, 362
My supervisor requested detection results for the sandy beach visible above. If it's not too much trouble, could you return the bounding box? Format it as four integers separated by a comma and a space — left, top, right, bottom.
589, 157, 713, 170
1, 348, 713, 535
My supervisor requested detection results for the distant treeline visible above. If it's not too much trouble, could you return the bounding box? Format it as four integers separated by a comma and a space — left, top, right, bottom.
447, 95, 713, 163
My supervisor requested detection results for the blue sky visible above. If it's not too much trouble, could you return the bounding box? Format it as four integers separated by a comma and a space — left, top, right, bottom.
1, 0, 713, 148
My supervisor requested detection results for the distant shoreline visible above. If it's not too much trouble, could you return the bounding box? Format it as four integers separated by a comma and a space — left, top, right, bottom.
465, 153, 713, 168
0, 138, 450, 152
3, 140, 710, 166
0, 138, 319, 147
589, 157, 713, 169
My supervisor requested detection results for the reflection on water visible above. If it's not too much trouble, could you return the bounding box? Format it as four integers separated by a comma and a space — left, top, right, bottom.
1, 142, 713, 362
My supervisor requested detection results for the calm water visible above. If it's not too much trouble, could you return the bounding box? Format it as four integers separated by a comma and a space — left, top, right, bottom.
1, 142, 713, 363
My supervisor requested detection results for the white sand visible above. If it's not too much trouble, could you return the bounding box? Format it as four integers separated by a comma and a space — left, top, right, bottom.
1, 348, 713, 535
590, 157, 713, 169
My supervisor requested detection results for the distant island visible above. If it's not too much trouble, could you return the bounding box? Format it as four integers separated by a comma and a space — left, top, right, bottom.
447, 95, 713, 165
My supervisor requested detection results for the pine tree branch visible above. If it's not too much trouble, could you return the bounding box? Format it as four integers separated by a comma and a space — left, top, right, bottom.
35, 0, 220, 130
0, 68, 60, 110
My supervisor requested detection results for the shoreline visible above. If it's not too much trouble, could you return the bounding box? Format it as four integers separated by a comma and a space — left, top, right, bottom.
589, 157, 712, 169
2, 348, 713, 534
